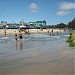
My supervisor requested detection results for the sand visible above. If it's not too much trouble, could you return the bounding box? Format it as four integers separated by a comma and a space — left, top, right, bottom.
0, 29, 64, 35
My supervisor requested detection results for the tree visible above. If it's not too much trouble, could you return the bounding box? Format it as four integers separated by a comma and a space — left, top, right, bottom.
68, 18, 75, 29
55, 23, 67, 28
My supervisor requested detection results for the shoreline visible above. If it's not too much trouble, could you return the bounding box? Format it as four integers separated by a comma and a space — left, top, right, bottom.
0, 29, 64, 35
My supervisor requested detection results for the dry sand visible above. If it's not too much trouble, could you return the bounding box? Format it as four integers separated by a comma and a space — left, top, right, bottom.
0, 29, 64, 35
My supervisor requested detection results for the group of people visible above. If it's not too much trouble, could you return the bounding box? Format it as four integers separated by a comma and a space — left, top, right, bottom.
15, 30, 22, 41
15, 29, 30, 41
15, 30, 24, 50
4, 29, 29, 41
48, 29, 61, 36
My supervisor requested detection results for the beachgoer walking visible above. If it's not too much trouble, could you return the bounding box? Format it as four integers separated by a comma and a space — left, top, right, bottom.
52, 29, 53, 33
4, 29, 6, 37
51, 29, 54, 36
48, 29, 49, 34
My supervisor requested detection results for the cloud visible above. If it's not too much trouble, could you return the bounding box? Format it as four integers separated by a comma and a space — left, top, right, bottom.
57, 2, 75, 16
29, 3, 38, 12
59, 2, 75, 10
56, 11, 71, 16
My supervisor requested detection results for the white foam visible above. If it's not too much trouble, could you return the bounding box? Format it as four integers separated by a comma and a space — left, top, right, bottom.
1, 37, 9, 40
50, 36, 60, 39
63, 35, 70, 37
31, 34, 50, 38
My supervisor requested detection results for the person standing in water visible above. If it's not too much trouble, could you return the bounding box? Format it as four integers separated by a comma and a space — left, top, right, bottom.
52, 29, 53, 33
19, 30, 23, 50
19, 30, 22, 40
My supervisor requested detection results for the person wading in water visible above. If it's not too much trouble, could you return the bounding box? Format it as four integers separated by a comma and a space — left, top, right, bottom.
19, 30, 22, 40
15, 32, 18, 41
19, 30, 23, 50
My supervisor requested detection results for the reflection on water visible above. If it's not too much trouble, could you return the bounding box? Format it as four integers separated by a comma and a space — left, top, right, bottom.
15, 40, 23, 51
16, 41, 18, 51
20, 40, 23, 50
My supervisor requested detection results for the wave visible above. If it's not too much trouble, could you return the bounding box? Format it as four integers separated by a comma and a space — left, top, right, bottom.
1, 37, 9, 40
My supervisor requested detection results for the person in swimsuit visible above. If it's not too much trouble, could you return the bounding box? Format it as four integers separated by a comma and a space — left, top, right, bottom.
15, 33, 18, 41
19, 30, 22, 40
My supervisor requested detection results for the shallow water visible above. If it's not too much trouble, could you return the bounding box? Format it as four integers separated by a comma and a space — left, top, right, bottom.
0, 31, 70, 53
0, 30, 74, 74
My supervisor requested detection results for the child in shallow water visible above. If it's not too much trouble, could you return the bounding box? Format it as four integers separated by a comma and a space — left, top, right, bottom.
15, 33, 18, 41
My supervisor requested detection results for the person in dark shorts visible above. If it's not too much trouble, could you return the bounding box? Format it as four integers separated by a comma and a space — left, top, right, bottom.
20, 34, 22, 39
19, 30, 22, 40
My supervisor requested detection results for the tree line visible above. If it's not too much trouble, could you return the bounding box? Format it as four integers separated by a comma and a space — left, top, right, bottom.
47, 18, 75, 29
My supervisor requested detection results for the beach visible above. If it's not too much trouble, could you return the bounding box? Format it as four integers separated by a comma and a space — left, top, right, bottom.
0, 30, 74, 75
0, 29, 64, 35
0, 0, 74, 74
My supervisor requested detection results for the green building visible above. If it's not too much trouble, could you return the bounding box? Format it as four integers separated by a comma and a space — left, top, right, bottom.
29, 20, 46, 28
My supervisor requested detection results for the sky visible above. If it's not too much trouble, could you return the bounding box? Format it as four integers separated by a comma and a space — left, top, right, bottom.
0, 0, 75, 25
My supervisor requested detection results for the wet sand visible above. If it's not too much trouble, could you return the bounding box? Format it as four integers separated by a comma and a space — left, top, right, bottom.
0, 36, 74, 75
